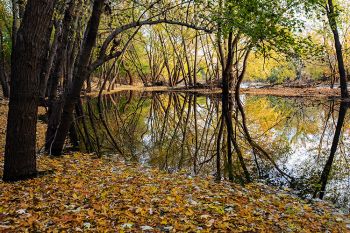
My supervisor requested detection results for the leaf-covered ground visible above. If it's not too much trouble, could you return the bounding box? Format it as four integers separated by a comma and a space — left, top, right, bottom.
0, 153, 349, 232
0, 100, 9, 151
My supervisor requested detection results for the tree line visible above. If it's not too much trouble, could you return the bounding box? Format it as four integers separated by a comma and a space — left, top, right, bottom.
1, 0, 348, 182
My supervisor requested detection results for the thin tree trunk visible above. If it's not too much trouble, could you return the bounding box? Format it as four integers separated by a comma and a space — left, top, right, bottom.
11, 0, 19, 48
49, 0, 104, 156
39, 20, 61, 102
45, 0, 78, 151
182, 29, 192, 87
193, 94, 199, 174
38, 18, 54, 103
48, 0, 75, 101
68, 123, 80, 149
0, 29, 9, 98
327, 0, 349, 98
193, 32, 198, 85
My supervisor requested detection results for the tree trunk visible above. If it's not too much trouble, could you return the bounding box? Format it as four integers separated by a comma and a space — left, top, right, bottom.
327, 0, 348, 98
45, 98, 64, 152
193, 32, 198, 85
0, 29, 9, 98
221, 31, 234, 181
48, 0, 75, 101
3, 0, 56, 181
11, 0, 19, 48
69, 123, 80, 149
39, 20, 61, 102
45, 0, 76, 150
49, 0, 104, 156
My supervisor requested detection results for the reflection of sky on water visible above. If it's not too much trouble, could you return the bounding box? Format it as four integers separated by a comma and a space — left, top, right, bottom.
266, 102, 350, 210
81, 92, 350, 209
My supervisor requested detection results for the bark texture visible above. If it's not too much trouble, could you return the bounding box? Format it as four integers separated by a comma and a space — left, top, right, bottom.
3, 0, 56, 181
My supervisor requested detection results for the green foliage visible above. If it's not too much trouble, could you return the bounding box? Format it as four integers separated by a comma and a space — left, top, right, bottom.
0, 0, 12, 62
213, 0, 312, 51
267, 66, 293, 84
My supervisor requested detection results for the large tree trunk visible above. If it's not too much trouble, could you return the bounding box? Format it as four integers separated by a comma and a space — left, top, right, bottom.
3, 0, 56, 181
327, 0, 348, 98
49, 0, 104, 156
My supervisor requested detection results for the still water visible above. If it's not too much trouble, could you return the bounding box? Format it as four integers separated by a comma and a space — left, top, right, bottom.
75, 91, 350, 210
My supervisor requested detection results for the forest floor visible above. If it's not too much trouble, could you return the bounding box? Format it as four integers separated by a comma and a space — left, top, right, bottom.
1, 92, 350, 232
86, 85, 342, 98
0, 153, 349, 232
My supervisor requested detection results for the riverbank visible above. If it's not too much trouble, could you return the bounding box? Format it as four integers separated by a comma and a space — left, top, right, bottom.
1, 92, 350, 232
85, 85, 342, 98
0, 153, 349, 232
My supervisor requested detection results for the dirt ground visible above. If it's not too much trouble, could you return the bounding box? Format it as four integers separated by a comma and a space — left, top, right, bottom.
0, 99, 8, 152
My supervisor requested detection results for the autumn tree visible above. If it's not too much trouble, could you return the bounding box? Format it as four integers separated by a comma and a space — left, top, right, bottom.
46, 0, 212, 156
325, 0, 349, 98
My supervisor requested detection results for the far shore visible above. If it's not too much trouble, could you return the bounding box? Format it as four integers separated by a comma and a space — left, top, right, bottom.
84, 85, 342, 98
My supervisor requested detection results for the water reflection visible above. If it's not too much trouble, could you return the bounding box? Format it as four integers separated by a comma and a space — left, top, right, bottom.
75, 91, 350, 209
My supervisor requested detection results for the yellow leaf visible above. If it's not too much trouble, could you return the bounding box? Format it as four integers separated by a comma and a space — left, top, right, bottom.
185, 208, 194, 216
88, 209, 94, 217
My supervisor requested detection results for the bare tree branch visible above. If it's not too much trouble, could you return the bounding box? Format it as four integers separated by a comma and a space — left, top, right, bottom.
96, 19, 214, 67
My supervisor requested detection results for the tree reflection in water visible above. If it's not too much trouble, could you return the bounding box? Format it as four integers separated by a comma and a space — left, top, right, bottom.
75, 91, 350, 209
